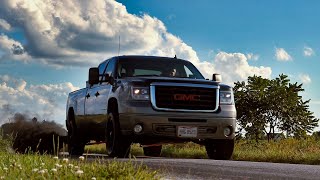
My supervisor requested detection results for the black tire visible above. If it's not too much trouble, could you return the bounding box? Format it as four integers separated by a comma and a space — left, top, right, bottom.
205, 139, 234, 160
143, 145, 162, 157
67, 110, 85, 156
105, 109, 131, 158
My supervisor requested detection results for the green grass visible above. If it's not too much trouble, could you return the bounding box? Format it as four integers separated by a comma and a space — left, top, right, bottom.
0, 152, 158, 179
86, 138, 320, 165
233, 138, 320, 164
0, 134, 159, 179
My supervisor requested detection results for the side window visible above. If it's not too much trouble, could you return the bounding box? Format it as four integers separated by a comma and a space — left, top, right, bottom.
104, 58, 116, 78
98, 60, 108, 81
184, 65, 194, 78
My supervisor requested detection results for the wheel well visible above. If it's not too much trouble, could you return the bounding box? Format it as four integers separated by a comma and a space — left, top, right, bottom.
108, 98, 118, 113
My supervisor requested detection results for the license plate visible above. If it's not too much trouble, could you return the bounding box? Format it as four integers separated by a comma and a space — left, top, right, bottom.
177, 126, 198, 138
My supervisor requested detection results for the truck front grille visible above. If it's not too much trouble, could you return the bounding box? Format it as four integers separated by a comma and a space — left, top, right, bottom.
150, 82, 219, 112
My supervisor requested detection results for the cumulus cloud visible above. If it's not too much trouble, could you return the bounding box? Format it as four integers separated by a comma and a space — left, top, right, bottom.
0, 0, 200, 67
209, 52, 272, 85
275, 48, 292, 61
303, 46, 314, 57
0, 75, 79, 124
246, 53, 259, 61
0, 34, 31, 62
0, 18, 11, 31
299, 74, 311, 84
0, 1, 272, 82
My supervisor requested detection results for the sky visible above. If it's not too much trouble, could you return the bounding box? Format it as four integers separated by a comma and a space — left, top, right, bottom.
0, 0, 319, 127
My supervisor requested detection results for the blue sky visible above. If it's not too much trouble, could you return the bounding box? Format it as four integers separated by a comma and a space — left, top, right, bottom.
0, 0, 319, 126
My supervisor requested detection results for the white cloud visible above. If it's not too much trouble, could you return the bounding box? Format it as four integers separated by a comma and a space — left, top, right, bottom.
0, 34, 31, 62
275, 48, 292, 61
0, 19, 11, 31
209, 52, 272, 85
0, 75, 79, 124
303, 46, 315, 57
246, 53, 259, 61
0, 0, 200, 67
0, 1, 272, 84
299, 74, 311, 84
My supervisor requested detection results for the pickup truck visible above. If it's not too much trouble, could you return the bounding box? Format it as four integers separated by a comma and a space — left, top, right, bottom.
66, 55, 236, 159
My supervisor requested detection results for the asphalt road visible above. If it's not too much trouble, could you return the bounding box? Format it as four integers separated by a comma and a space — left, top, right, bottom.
84, 154, 320, 180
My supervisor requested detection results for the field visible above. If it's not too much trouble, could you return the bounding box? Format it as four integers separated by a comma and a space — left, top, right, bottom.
0, 135, 158, 179
86, 138, 320, 165
2, 133, 320, 179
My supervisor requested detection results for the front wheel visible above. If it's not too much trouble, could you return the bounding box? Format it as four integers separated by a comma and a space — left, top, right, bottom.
205, 139, 234, 160
143, 145, 162, 157
67, 111, 85, 156
105, 110, 131, 158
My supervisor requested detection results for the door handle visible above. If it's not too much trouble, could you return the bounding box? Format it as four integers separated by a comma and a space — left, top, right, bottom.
95, 91, 100, 97
86, 93, 90, 98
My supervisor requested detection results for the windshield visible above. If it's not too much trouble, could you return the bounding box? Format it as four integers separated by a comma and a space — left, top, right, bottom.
117, 57, 205, 79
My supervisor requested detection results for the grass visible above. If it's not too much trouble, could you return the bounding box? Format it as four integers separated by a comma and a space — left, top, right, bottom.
86, 138, 320, 165
0, 134, 159, 179
233, 138, 320, 165
0, 152, 158, 179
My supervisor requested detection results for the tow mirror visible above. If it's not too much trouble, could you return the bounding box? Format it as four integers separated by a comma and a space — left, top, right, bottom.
212, 73, 222, 83
88, 67, 99, 85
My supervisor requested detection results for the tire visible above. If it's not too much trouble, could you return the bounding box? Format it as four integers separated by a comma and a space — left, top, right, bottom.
143, 145, 162, 157
105, 109, 131, 158
67, 110, 85, 156
205, 139, 234, 160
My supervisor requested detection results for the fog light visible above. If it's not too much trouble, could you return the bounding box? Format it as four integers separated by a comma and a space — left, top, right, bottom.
223, 127, 232, 136
134, 124, 143, 133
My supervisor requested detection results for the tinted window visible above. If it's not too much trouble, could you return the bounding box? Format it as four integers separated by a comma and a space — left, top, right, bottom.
104, 58, 116, 78
117, 57, 204, 79
98, 60, 108, 81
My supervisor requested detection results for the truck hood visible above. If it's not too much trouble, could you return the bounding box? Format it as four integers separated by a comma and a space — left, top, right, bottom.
121, 77, 232, 90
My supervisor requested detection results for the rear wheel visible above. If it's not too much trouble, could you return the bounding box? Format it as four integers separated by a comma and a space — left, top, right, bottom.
143, 145, 162, 157
67, 110, 85, 156
205, 139, 234, 160
105, 109, 131, 158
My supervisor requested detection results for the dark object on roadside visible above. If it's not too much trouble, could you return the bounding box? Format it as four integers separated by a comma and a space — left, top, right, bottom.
1, 115, 67, 154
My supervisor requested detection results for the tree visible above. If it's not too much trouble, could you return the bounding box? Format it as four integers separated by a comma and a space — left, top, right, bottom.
234, 74, 319, 141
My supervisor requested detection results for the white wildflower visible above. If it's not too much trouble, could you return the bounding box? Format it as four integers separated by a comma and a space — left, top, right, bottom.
53, 156, 59, 160
51, 168, 57, 173
40, 163, 45, 166
75, 169, 84, 176
79, 156, 85, 161
62, 158, 69, 163
68, 164, 74, 168
74, 166, 80, 170
38, 169, 46, 175
0, 176, 5, 179
55, 163, 62, 168
32, 168, 39, 173
3, 167, 8, 171
91, 177, 96, 180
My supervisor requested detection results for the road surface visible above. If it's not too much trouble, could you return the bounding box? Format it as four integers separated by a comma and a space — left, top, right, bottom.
82, 154, 320, 179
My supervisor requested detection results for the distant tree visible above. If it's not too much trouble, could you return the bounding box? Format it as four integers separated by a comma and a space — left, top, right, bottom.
234, 74, 319, 142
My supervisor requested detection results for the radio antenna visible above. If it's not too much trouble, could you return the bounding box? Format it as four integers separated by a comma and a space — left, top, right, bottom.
118, 35, 120, 56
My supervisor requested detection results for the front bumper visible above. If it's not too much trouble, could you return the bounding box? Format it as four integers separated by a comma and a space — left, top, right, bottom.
119, 112, 236, 144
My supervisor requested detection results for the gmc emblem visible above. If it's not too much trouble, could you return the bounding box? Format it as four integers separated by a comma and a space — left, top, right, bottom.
173, 94, 201, 101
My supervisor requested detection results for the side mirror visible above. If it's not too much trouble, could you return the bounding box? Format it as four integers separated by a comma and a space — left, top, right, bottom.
88, 67, 99, 85
212, 73, 222, 82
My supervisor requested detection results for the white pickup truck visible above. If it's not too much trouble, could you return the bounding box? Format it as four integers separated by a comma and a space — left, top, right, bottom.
66, 55, 236, 159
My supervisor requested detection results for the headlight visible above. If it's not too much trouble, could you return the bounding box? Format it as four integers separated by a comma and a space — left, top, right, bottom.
131, 87, 150, 100
220, 91, 234, 104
